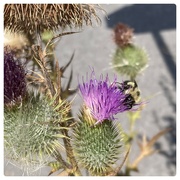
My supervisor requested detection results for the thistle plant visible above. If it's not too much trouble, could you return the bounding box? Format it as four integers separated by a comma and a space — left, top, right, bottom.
113, 45, 148, 80
73, 116, 122, 176
4, 94, 70, 175
4, 4, 102, 35
4, 4, 103, 82
111, 23, 148, 148
78, 70, 141, 125
73, 70, 140, 175
110, 22, 171, 176
112, 23, 148, 80
4, 4, 170, 176
114, 23, 134, 48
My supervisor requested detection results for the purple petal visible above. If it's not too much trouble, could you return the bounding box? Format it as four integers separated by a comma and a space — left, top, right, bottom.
79, 70, 132, 124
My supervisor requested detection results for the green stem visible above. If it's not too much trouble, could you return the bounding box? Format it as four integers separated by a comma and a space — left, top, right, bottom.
130, 75, 135, 81
53, 150, 71, 170
61, 123, 82, 176
33, 34, 81, 175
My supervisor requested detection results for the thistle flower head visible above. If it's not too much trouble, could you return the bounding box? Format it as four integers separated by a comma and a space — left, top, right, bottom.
114, 23, 134, 48
113, 45, 149, 79
4, 47, 26, 106
4, 93, 70, 175
79, 70, 137, 124
73, 118, 123, 175
4, 4, 102, 35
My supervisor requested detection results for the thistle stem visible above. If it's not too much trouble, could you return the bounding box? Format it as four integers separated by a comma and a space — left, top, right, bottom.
53, 150, 71, 170
130, 75, 135, 81
61, 123, 82, 176
32, 35, 81, 175
129, 152, 146, 170
108, 147, 130, 176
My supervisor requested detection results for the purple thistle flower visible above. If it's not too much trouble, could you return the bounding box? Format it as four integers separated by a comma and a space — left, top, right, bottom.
4, 48, 27, 106
79, 70, 137, 124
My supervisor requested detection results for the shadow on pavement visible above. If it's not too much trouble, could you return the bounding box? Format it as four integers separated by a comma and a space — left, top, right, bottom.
106, 4, 176, 85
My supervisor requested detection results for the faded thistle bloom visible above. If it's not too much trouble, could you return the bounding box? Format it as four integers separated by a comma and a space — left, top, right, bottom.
4, 4, 102, 35
79, 70, 138, 124
4, 48, 26, 106
112, 23, 148, 79
114, 23, 134, 48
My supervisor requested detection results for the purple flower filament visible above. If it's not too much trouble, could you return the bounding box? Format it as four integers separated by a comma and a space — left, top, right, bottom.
79, 70, 135, 124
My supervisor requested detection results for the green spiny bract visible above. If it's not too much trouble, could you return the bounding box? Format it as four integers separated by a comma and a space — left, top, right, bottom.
73, 111, 123, 176
4, 93, 70, 175
113, 45, 148, 79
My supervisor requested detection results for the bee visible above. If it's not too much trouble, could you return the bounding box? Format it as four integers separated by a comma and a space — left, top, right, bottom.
117, 80, 141, 110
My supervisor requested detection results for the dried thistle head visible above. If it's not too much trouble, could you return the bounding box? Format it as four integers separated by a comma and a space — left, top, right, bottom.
4, 4, 102, 35
114, 23, 134, 48
4, 29, 30, 49
4, 47, 27, 107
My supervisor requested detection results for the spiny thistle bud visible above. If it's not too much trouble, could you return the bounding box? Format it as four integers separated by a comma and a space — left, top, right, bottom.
73, 111, 123, 176
113, 45, 148, 79
114, 23, 134, 48
4, 93, 70, 175
4, 4, 102, 35
4, 47, 27, 106
78, 69, 140, 125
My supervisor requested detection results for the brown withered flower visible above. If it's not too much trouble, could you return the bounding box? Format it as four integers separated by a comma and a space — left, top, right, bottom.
114, 23, 134, 48
4, 4, 102, 35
